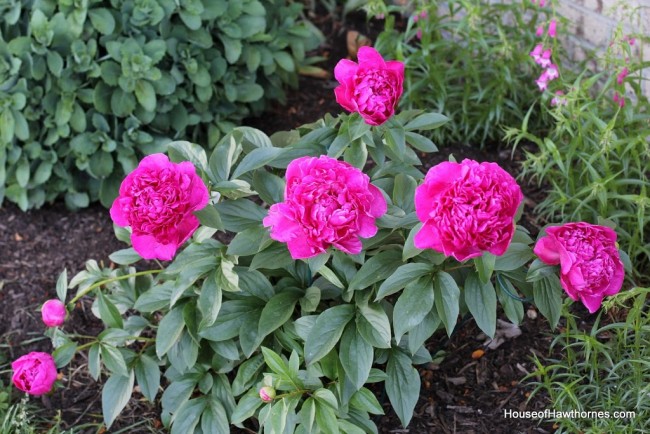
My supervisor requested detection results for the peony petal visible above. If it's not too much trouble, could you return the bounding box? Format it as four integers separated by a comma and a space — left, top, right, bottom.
109, 198, 130, 227
533, 235, 561, 265
415, 162, 463, 222
131, 232, 178, 261
357, 214, 379, 238
367, 184, 387, 217
334, 236, 363, 255
580, 293, 605, 314
414, 222, 444, 251
334, 59, 359, 84
287, 237, 323, 259
335, 85, 356, 112
357, 46, 386, 69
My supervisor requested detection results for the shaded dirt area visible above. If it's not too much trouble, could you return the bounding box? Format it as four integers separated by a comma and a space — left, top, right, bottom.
0, 7, 562, 434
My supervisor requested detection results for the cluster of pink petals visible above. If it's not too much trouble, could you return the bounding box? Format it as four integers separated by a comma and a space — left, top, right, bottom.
616, 67, 628, 85
12, 352, 58, 396
548, 20, 557, 38
110, 154, 209, 261
531, 0, 547, 6
41, 299, 66, 327
334, 46, 404, 126
550, 90, 567, 106
414, 159, 523, 262
534, 222, 624, 313
530, 44, 559, 91
263, 156, 387, 259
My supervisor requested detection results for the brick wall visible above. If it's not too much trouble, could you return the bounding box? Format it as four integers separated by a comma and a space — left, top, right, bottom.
556, 0, 650, 95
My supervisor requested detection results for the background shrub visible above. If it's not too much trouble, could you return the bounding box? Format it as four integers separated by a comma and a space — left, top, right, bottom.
0, 0, 322, 210
372, 0, 551, 147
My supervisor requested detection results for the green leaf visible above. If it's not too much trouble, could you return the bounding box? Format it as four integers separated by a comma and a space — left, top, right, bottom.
97, 291, 123, 329
46, 51, 63, 77
299, 398, 316, 432
156, 306, 185, 358
231, 147, 284, 179
252, 170, 285, 205
376, 263, 432, 300
214, 199, 267, 232
250, 242, 294, 271
102, 370, 135, 428
348, 250, 402, 291
198, 276, 222, 330
464, 271, 497, 338
135, 80, 156, 112
216, 257, 239, 292
226, 226, 271, 256
475, 253, 496, 284
171, 398, 206, 434
261, 347, 294, 381
404, 113, 449, 131
194, 205, 224, 230
56, 269, 68, 302
235, 83, 264, 102
407, 310, 440, 355
53, 341, 77, 367
314, 388, 338, 410
300, 285, 321, 313
533, 275, 563, 329
232, 354, 264, 396
494, 243, 535, 271
34, 160, 54, 185
340, 322, 373, 390
274, 51, 295, 71
202, 399, 230, 434
393, 276, 434, 343
405, 132, 437, 152
88, 8, 115, 34
108, 248, 141, 265
110, 88, 136, 117
258, 290, 301, 337
168, 140, 208, 173
231, 392, 263, 424
100, 344, 128, 377
305, 305, 355, 365
357, 303, 391, 349
496, 275, 524, 325
88, 344, 101, 380
403, 223, 424, 261
386, 349, 420, 427
434, 272, 460, 336
350, 387, 384, 415
135, 354, 160, 402
314, 400, 339, 434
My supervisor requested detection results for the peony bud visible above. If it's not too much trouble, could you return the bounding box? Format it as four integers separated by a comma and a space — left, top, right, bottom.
41, 299, 67, 327
259, 386, 276, 402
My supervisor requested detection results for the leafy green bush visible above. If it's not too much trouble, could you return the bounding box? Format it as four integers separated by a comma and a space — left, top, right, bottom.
505, 27, 650, 279
371, 0, 550, 146
528, 286, 650, 433
0, 0, 322, 210
38, 109, 575, 433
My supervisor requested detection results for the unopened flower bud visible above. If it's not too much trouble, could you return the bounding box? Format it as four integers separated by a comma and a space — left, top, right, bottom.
41, 299, 67, 327
259, 386, 276, 402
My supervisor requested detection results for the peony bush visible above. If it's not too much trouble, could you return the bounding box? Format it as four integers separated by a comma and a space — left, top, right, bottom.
11, 47, 628, 433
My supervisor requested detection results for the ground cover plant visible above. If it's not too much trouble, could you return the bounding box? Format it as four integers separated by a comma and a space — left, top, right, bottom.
0, 0, 322, 211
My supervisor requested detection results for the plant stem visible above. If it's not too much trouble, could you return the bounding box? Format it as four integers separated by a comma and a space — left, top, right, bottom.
68, 269, 161, 307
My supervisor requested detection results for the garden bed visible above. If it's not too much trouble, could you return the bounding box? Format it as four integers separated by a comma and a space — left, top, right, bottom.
0, 5, 610, 434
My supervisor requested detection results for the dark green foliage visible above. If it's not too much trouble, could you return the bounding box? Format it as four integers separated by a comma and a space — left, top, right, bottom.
0, 0, 322, 210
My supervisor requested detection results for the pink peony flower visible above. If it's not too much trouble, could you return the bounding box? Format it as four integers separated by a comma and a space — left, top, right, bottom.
12, 352, 58, 396
110, 154, 209, 261
534, 222, 624, 313
259, 386, 276, 402
41, 299, 66, 327
414, 159, 523, 261
617, 67, 628, 85
548, 19, 557, 38
334, 46, 404, 126
263, 156, 387, 259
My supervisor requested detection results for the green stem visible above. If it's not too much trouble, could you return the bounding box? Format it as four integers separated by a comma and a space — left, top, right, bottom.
68, 269, 161, 307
